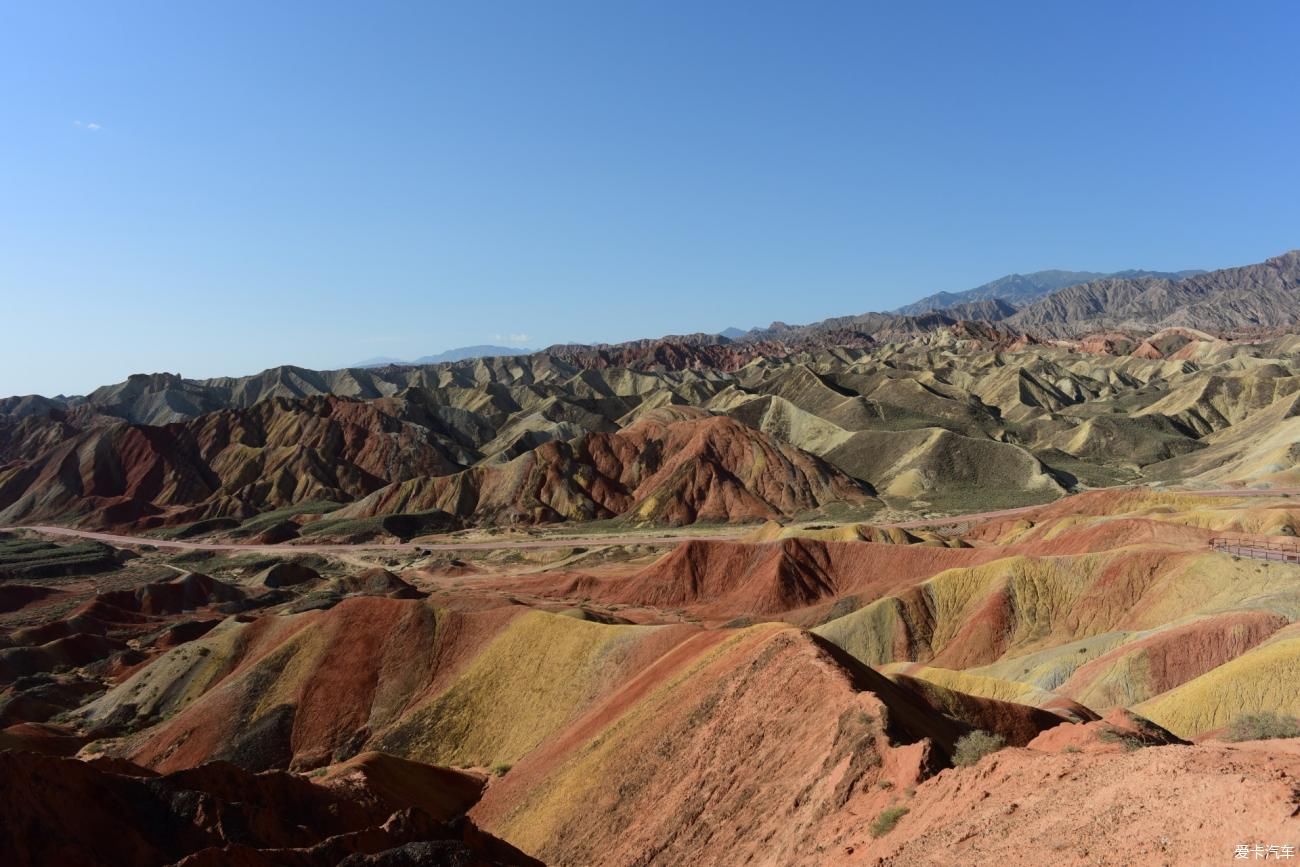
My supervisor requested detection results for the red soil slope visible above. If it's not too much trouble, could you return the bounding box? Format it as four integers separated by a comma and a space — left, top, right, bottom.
863, 740, 1300, 866
568, 537, 1005, 617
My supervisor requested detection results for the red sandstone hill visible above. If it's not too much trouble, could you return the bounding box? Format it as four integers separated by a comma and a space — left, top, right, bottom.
335, 410, 873, 526
60, 594, 1087, 865
0, 399, 869, 530
6, 484, 1300, 864
538, 536, 1011, 619
8, 312, 1300, 536
0, 394, 468, 529
865, 739, 1300, 866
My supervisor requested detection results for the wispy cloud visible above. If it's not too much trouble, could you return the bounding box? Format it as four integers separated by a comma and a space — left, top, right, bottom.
72, 120, 103, 132
493, 332, 532, 346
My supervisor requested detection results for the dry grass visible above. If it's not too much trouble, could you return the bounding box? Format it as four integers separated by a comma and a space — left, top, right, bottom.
1227, 711, 1300, 742
870, 806, 909, 837
952, 730, 1006, 767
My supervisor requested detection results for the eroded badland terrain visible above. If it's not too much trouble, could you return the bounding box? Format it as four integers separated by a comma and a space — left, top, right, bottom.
5, 253, 1300, 865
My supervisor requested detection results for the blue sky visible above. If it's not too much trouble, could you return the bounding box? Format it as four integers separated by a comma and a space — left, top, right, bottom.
2, 1, 1299, 397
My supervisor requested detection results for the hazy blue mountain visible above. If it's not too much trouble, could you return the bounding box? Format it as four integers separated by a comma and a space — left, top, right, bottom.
351, 356, 407, 367
895, 269, 1204, 316
353, 345, 533, 368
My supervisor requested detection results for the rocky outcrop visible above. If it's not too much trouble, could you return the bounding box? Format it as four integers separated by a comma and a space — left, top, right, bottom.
0, 750, 536, 867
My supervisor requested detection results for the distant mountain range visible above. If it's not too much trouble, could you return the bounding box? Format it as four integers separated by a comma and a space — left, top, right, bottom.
893, 268, 1206, 316
733, 254, 1299, 343
4, 251, 1299, 409
363, 263, 1227, 356
352, 345, 534, 368
1006, 250, 1300, 336
3, 247, 1300, 539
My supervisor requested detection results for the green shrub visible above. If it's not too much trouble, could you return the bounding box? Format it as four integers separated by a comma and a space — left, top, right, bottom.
952, 730, 1007, 767
1097, 728, 1147, 751
1097, 714, 1178, 751
1228, 712, 1300, 742
491, 763, 513, 776
870, 806, 909, 837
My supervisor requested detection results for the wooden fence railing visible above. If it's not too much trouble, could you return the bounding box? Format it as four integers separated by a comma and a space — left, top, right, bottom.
1210, 536, 1300, 563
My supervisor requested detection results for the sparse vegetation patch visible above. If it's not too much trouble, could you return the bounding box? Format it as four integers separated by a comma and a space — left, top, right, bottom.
1227, 712, 1300, 742
953, 730, 1007, 767
870, 806, 909, 837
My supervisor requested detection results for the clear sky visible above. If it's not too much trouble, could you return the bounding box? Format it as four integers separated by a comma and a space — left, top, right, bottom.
3, 1, 1299, 397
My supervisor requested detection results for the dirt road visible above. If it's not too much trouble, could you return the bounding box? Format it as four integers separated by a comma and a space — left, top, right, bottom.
886, 486, 1300, 529
885, 504, 1043, 529
8, 485, 1298, 555
6, 524, 749, 555
10, 505, 1048, 553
